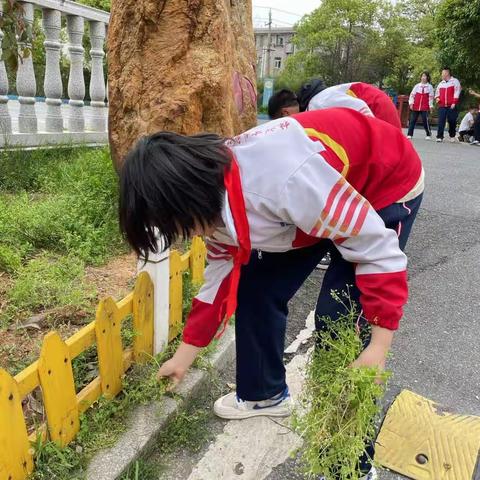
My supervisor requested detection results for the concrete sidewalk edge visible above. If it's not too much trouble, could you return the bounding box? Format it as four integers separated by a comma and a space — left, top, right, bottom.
85, 327, 236, 480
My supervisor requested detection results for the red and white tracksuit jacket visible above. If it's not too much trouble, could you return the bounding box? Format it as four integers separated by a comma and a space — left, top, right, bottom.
308, 82, 402, 129
409, 83, 434, 111
435, 77, 461, 107
183, 108, 424, 348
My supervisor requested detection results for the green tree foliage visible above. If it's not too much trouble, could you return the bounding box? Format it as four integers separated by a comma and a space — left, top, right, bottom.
436, 0, 480, 88
76, 0, 111, 11
382, 0, 441, 92
277, 0, 441, 94
286, 0, 382, 86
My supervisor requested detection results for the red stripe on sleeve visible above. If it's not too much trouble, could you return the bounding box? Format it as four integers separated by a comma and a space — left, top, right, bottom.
340, 193, 362, 233
351, 200, 370, 235
328, 186, 354, 228
320, 178, 345, 222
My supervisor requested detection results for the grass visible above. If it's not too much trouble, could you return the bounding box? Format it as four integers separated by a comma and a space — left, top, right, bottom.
7, 254, 94, 312
0, 146, 127, 327
120, 460, 165, 480
293, 312, 390, 480
157, 408, 213, 455
0, 147, 125, 266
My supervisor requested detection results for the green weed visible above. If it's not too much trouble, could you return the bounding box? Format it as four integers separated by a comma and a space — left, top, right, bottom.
293, 313, 390, 479
7, 254, 95, 313
0, 146, 127, 327
157, 408, 212, 455
0, 147, 78, 192
72, 345, 99, 392
32, 435, 84, 480
0, 243, 22, 273
0, 147, 126, 270
120, 459, 165, 480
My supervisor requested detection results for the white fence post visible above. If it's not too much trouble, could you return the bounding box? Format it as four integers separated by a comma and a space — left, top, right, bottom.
138, 248, 170, 355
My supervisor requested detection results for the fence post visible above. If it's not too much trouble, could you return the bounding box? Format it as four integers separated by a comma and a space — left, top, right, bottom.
138, 247, 170, 355
95, 297, 123, 398
190, 236, 207, 285
38, 332, 80, 446
132, 272, 154, 364
0, 369, 33, 480
168, 250, 183, 342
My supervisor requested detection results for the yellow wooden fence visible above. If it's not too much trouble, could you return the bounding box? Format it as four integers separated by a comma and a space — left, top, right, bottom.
0, 238, 207, 480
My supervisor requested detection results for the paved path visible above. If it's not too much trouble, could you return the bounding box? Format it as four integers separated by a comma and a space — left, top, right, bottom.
150, 137, 480, 480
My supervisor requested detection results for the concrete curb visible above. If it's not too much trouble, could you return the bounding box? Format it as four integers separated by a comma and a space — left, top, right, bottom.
85, 327, 236, 480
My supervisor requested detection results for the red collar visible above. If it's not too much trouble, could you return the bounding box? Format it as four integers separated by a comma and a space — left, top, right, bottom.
216, 153, 251, 335
223, 153, 251, 265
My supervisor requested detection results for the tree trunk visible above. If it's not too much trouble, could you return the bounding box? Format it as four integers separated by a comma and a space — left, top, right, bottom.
107, 0, 257, 170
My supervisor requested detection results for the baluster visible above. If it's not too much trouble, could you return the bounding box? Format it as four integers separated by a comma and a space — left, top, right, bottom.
16, 2, 37, 133
88, 21, 106, 131
42, 9, 63, 132
0, 3, 12, 134
66, 15, 85, 132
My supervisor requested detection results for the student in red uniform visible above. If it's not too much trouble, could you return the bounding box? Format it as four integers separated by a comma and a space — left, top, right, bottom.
119, 109, 424, 480
268, 80, 402, 129
407, 71, 434, 139
435, 67, 462, 143
268, 81, 404, 271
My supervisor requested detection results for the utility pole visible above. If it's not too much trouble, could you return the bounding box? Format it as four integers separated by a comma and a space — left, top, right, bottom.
265, 8, 272, 78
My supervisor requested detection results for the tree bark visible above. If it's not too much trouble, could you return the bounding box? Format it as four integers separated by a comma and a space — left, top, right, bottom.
107, 0, 257, 170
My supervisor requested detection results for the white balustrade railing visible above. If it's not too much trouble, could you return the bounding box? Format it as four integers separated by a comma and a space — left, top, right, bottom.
0, 0, 110, 147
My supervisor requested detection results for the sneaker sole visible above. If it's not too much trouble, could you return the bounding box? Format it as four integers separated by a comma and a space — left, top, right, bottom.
214, 408, 292, 420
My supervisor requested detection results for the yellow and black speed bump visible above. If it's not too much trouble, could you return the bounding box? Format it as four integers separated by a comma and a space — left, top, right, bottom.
376, 390, 480, 480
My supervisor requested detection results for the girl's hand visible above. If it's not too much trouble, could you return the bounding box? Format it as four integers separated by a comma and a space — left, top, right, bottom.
157, 342, 201, 387
351, 343, 387, 371
157, 358, 188, 386
351, 325, 393, 382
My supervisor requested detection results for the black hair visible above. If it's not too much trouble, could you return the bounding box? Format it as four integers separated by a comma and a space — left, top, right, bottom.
268, 89, 299, 119
421, 71, 431, 83
297, 78, 326, 112
119, 132, 230, 259
442, 67, 452, 75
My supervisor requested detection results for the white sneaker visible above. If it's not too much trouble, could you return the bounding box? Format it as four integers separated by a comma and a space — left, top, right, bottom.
450, 137, 456, 143
470, 140, 480, 146
425, 136, 431, 140
361, 466, 378, 480
436, 138, 443, 143
318, 466, 378, 480
214, 387, 292, 420
407, 135, 412, 139
316, 252, 331, 270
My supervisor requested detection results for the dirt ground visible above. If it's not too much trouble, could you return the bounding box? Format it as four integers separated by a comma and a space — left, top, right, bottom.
0, 253, 138, 376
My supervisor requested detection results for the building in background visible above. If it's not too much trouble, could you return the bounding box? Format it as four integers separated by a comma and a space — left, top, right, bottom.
254, 27, 296, 79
